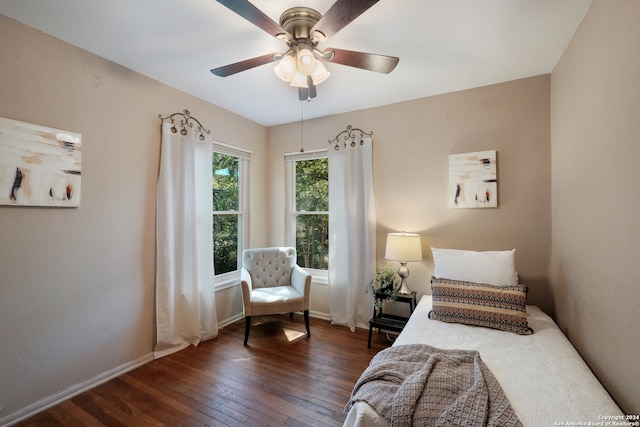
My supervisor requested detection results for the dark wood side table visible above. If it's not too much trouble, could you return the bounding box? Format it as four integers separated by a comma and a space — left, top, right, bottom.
368, 290, 417, 348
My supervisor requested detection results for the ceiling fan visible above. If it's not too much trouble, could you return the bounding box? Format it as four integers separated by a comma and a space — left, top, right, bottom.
211, 0, 399, 101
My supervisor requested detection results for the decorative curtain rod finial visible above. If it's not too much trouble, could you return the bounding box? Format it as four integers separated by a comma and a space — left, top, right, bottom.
328, 125, 373, 150
158, 109, 212, 140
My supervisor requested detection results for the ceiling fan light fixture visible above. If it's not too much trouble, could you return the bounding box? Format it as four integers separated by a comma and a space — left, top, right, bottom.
310, 60, 330, 85
296, 48, 317, 75
274, 55, 296, 81
290, 71, 309, 88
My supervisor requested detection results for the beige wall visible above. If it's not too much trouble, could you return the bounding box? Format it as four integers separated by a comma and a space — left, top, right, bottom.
550, 0, 640, 414
267, 75, 552, 313
0, 15, 267, 423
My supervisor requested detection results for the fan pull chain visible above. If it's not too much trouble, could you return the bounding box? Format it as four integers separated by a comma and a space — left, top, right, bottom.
300, 101, 305, 153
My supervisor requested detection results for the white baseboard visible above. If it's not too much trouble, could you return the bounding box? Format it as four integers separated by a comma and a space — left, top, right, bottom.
0, 352, 154, 427
310, 310, 331, 321
217, 312, 244, 329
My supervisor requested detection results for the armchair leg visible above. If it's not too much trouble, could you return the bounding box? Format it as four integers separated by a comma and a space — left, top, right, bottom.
304, 310, 310, 337
244, 316, 251, 346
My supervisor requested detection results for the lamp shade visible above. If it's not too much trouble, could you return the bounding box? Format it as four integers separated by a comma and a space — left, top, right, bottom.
385, 233, 422, 262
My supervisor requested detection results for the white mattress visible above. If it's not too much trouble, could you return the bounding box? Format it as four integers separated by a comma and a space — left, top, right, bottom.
345, 295, 623, 427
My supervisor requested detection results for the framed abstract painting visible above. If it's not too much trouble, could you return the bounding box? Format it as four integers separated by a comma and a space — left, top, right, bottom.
0, 117, 81, 207
449, 150, 497, 208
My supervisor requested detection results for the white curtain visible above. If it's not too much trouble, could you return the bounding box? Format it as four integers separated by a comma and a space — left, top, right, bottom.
154, 122, 218, 359
328, 137, 377, 331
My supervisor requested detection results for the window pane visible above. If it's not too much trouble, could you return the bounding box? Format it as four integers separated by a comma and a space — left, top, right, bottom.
212, 152, 238, 211
213, 151, 242, 277
295, 158, 328, 211
213, 214, 238, 275
296, 214, 328, 270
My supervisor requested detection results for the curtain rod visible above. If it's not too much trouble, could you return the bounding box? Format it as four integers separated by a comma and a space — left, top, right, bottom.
158, 109, 211, 140
328, 125, 373, 150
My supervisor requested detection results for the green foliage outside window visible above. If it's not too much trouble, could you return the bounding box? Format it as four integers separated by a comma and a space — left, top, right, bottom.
212, 152, 240, 275
212, 214, 238, 275
295, 158, 328, 270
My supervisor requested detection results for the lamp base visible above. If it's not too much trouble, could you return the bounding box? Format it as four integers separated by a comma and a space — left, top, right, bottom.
397, 280, 412, 295
396, 262, 412, 295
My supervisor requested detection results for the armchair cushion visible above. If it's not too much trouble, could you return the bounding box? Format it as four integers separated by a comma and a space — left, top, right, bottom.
249, 285, 305, 316
240, 247, 311, 319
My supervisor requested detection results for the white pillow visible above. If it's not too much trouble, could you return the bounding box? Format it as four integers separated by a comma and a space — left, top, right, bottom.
431, 247, 518, 286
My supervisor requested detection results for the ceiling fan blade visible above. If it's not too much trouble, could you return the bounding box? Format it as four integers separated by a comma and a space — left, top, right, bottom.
216, 0, 289, 38
311, 0, 379, 40
211, 53, 279, 77
325, 48, 399, 74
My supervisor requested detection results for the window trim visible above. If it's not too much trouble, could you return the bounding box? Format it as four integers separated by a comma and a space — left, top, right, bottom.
285, 149, 328, 279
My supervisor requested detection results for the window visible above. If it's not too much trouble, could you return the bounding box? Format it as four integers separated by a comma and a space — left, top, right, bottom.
212, 142, 250, 280
285, 150, 328, 275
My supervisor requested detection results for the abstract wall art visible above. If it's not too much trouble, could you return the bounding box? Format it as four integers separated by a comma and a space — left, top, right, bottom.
449, 150, 497, 208
0, 117, 81, 207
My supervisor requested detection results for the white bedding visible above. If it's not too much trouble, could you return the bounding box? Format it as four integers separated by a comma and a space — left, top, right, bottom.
345, 295, 623, 427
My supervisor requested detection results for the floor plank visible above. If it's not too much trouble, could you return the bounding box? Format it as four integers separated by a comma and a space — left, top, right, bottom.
16, 315, 394, 426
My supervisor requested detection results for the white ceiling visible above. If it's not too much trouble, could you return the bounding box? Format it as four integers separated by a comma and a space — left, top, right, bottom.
0, 0, 592, 126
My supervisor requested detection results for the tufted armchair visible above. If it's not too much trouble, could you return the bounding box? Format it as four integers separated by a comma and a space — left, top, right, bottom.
240, 247, 312, 345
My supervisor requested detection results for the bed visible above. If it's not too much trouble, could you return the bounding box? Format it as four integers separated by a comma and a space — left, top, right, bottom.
344, 248, 623, 427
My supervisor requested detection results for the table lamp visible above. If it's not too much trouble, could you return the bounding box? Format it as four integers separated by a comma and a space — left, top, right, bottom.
384, 232, 422, 294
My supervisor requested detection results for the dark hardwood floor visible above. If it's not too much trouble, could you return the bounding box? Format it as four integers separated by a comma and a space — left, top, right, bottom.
17, 314, 394, 426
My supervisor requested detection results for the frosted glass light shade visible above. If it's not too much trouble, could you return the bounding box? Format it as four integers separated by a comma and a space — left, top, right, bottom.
310, 61, 330, 85
385, 233, 422, 262
274, 55, 296, 82
289, 71, 308, 88
296, 48, 317, 75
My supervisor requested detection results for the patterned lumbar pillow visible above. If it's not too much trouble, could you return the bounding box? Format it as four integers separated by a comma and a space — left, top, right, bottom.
430, 277, 532, 335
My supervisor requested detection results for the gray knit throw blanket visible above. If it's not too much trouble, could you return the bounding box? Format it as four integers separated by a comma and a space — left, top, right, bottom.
345, 344, 522, 427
